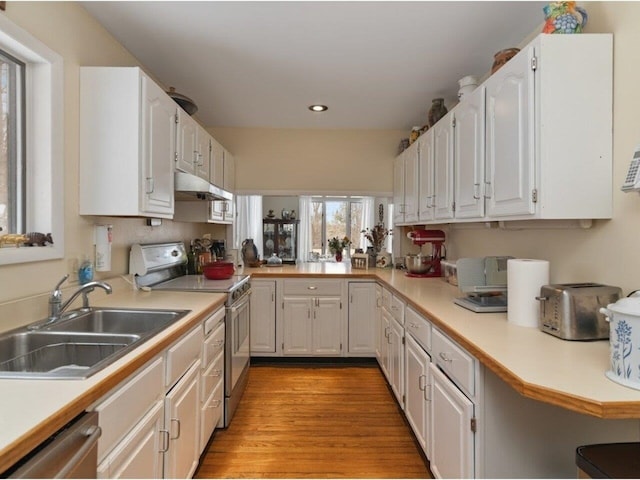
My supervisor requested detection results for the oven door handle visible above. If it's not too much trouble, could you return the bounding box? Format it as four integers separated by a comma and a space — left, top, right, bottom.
230, 292, 251, 313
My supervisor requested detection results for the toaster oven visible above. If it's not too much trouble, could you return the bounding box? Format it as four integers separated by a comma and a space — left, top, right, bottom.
537, 283, 622, 340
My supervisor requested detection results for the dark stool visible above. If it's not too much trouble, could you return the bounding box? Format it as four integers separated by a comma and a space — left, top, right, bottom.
576, 443, 640, 478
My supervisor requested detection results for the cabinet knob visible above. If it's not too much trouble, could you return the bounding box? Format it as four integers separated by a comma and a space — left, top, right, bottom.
439, 352, 453, 363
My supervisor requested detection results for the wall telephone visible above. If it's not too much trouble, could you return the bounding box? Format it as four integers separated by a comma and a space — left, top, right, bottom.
621, 144, 640, 192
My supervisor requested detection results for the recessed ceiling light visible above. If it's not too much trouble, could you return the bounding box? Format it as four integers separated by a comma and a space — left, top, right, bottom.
308, 104, 328, 112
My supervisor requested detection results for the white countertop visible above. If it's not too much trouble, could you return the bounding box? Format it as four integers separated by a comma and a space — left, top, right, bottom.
248, 264, 640, 417
0, 283, 226, 474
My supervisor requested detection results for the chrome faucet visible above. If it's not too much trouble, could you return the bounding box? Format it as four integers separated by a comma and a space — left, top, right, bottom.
30, 275, 113, 329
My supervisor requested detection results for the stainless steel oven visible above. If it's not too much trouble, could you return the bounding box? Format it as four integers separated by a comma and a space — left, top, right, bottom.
130, 242, 251, 427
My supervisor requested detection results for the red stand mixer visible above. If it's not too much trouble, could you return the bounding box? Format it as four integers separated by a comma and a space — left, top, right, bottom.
405, 229, 446, 278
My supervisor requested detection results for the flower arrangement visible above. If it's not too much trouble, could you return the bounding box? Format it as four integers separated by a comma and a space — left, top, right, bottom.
361, 223, 392, 253
328, 236, 351, 254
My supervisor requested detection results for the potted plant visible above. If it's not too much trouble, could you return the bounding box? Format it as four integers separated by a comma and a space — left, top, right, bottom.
328, 236, 351, 262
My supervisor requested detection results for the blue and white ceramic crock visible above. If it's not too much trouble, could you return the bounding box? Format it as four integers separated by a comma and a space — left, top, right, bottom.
601, 294, 640, 390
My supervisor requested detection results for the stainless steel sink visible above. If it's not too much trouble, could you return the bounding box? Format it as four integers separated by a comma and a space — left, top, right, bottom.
0, 308, 190, 380
45, 308, 189, 336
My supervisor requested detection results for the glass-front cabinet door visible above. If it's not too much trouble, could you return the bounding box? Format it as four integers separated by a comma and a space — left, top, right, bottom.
263, 219, 298, 264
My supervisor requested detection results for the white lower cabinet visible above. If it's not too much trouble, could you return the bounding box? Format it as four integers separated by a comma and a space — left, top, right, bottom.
430, 363, 475, 479
347, 282, 376, 356
250, 280, 277, 353
387, 315, 405, 408
163, 360, 201, 479
282, 279, 343, 356
98, 400, 165, 479
404, 332, 431, 459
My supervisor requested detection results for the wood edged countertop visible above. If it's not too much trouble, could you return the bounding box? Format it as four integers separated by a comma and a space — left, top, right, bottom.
0, 283, 226, 475
245, 263, 640, 419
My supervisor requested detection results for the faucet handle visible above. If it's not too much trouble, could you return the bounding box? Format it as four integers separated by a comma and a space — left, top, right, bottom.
51, 274, 69, 302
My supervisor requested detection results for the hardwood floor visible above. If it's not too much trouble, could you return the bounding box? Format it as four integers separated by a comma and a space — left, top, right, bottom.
195, 364, 433, 479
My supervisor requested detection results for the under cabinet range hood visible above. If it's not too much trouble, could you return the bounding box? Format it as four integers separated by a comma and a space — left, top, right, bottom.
174, 171, 232, 201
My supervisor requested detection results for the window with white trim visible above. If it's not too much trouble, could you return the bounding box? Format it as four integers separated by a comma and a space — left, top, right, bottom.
0, 14, 64, 264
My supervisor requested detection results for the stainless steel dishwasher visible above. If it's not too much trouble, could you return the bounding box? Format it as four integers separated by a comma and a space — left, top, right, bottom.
4, 411, 101, 478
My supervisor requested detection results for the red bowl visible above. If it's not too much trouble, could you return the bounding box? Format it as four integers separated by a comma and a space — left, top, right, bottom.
202, 261, 235, 280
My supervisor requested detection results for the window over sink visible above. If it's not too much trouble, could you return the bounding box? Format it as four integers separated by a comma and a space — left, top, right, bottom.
0, 14, 64, 265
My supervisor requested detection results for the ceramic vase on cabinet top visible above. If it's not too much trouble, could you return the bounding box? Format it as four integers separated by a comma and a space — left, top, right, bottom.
428, 98, 447, 127
542, 1, 587, 34
491, 48, 520, 74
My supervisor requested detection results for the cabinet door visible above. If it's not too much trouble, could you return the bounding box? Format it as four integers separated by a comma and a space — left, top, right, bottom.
388, 316, 405, 408
313, 297, 342, 355
223, 150, 235, 193
404, 146, 419, 223
430, 363, 475, 479
375, 285, 384, 364
164, 360, 201, 479
418, 130, 435, 222
210, 137, 225, 188
379, 307, 391, 380
98, 401, 164, 479
405, 335, 430, 458
195, 124, 211, 180
141, 75, 176, 216
348, 282, 376, 355
176, 110, 197, 175
455, 86, 486, 219
250, 280, 277, 353
393, 152, 406, 224
433, 111, 455, 220
283, 297, 313, 355
485, 48, 535, 218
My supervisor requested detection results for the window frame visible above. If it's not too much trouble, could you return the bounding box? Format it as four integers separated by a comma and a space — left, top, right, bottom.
311, 196, 363, 256
0, 14, 64, 265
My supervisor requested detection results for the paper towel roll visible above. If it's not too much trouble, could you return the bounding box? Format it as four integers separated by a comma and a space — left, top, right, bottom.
507, 259, 549, 328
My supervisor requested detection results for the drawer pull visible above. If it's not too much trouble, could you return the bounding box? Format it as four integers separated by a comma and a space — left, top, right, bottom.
213, 339, 225, 347
424, 383, 431, 402
208, 399, 222, 409
208, 369, 223, 377
439, 352, 453, 363
307, 286, 318, 290
418, 374, 426, 391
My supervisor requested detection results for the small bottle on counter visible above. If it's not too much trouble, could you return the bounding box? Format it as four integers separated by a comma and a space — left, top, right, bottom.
78, 256, 94, 284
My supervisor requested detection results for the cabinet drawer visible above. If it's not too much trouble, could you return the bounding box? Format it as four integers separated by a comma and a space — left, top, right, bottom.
200, 380, 224, 453
202, 321, 225, 369
283, 278, 342, 296
382, 287, 392, 311
201, 349, 224, 403
390, 294, 405, 324
93, 355, 164, 462
432, 329, 476, 397
405, 307, 431, 351
203, 307, 225, 336
165, 325, 203, 389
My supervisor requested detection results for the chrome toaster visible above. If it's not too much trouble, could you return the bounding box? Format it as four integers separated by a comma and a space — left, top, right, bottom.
537, 283, 622, 340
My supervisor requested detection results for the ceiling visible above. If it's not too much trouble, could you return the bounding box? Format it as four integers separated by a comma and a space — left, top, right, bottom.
81, 1, 547, 131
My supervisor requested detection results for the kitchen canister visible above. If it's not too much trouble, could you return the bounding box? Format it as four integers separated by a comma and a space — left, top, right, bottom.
457, 75, 478, 100
600, 294, 640, 390
507, 259, 550, 327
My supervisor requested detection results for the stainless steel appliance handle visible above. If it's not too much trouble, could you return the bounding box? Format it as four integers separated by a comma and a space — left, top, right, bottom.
57, 425, 102, 479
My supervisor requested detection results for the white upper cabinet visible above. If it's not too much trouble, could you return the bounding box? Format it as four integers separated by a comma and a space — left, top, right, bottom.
210, 137, 225, 189
485, 33, 613, 220
80, 67, 175, 218
403, 146, 420, 224
223, 150, 236, 193
393, 151, 406, 225
177, 113, 210, 180
432, 110, 455, 220
485, 48, 534, 218
454, 86, 486, 220
418, 129, 435, 223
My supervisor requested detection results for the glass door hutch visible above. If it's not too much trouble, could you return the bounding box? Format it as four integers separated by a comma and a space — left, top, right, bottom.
263, 219, 299, 264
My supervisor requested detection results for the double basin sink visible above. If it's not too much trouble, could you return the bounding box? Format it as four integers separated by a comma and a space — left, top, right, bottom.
0, 308, 189, 380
